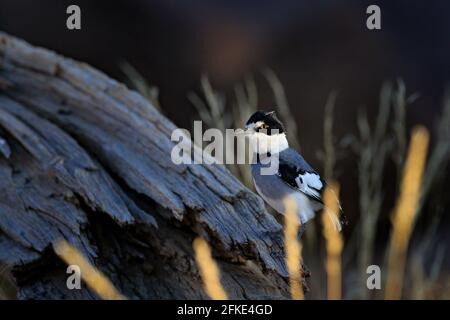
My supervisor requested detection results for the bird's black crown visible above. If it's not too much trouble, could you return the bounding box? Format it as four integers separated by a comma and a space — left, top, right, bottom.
245, 111, 285, 135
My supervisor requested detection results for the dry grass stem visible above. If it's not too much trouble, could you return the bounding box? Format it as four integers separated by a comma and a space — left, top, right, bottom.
322, 182, 343, 300
283, 196, 304, 300
120, 62, 161, 110
385, 126, 430, 300
354, 82, 395, 297
322, 91, 338, 181
193, 237, 228, 300
54, 239, 126, 300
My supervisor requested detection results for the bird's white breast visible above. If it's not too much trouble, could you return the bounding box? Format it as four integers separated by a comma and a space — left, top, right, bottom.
248, 132, 289, 155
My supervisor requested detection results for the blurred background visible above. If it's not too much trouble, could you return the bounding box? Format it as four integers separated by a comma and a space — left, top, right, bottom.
0, 0, 449, 299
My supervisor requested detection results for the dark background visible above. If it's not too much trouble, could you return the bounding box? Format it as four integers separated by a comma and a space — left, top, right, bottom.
1, 0, 449, 252
1, 1, 449, 129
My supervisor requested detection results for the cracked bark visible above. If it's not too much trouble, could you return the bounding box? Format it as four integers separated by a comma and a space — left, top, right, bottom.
0, 32, 307, 299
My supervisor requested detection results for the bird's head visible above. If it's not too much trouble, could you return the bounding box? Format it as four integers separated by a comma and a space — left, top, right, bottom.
244, 111, 285, 135
244, 110, 288, 155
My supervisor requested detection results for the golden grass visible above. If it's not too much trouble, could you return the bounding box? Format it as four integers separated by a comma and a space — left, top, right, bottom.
193, 237, 228, 300
322, 182, 343, 300
53, 239, 126, 300
283, 196, 304, 300
385, 126, 430, 300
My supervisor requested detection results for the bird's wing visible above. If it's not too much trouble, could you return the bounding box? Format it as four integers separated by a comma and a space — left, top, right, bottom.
276, 148, 346, 231
277, 148, 324, 203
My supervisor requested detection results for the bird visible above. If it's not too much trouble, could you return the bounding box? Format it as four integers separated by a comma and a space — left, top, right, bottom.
244, 110, 342, 236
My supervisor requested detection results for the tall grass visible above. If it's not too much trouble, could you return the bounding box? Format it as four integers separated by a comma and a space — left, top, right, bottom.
283, 196, 304, 300
54, 239, 127, 300
354, 83, 395, 298
385, 126, 429, 299
193, 237, 228, 300
418, 91, 450, 213
120, 62, 161, 110
320, 91, 339, 181
322, 182, 343, 300
409, 217, 446, 299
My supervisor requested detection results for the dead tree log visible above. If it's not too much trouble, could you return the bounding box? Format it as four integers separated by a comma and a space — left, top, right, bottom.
0, 32, 303, 299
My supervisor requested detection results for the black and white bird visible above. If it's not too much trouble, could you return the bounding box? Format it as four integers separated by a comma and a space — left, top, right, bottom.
245, 110, 342, 235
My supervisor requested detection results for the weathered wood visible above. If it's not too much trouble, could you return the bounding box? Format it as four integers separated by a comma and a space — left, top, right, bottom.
0, 32, 305, 299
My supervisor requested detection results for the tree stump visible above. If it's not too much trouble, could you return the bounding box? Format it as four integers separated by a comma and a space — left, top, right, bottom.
0, 32, 305, 299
